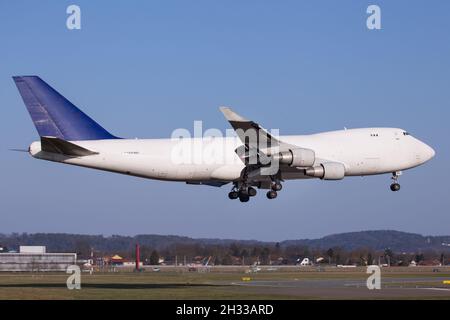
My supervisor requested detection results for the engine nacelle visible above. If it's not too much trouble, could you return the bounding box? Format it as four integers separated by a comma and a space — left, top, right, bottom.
305, 162, 346, 180
274, 148, 315, 167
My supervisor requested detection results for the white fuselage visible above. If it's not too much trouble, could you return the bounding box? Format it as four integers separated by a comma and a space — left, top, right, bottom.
29, 127, 435, 183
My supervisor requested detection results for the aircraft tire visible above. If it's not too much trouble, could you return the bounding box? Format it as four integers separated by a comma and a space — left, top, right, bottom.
248, 187, 257, 197
228, 191, 239, 200
266, 190, 278, 199
239, 194, 250, 202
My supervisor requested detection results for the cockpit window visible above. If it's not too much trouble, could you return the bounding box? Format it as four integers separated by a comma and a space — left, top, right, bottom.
402, 131, 410, 136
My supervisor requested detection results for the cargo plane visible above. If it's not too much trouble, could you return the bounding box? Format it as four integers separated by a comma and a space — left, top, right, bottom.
13, 76, 435, 202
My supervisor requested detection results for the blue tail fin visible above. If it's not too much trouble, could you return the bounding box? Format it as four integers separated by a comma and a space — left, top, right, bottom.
13, 76, 118, 141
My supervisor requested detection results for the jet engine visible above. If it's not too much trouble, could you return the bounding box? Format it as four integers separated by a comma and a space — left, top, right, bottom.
272, 148, 315, 167
305, 162, 345, 180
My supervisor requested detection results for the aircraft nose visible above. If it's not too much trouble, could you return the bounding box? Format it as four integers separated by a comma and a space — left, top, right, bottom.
422, 143, 435, 161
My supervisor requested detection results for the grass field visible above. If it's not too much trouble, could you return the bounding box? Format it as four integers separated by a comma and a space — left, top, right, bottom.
0, 266, 449, 299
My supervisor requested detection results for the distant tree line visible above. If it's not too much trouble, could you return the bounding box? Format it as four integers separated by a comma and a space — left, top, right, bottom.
0, 232, 448, 266
136, 242, 447, 266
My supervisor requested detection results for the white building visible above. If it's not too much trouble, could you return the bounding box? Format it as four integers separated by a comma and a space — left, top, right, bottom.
19, 246, 46, 254
0, 246, 76, 272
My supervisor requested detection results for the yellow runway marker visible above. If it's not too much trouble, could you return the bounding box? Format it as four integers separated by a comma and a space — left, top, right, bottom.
242, 277, 252, 281
443, 280, 450, 285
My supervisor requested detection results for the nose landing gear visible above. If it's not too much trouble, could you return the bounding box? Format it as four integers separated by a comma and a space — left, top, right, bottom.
390, 171, 401, 192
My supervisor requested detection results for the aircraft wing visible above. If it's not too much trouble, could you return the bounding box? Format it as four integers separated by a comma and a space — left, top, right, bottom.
220, 107, 318, 180
219, 107, 296, 154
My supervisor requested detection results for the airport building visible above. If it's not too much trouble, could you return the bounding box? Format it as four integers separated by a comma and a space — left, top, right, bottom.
0, 246, 76, 272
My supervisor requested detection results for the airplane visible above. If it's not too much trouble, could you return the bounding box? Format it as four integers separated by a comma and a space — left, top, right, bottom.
13, 76, 435, 202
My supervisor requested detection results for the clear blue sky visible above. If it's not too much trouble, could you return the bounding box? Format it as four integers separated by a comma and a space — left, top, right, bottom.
1, 1, 449, 241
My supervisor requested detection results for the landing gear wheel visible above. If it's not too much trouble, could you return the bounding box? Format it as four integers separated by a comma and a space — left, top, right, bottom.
239, 194, 250, 202
266, 190, 278, 199
228, 191, 239, 200
247, 187, 257, 197
271, 183, 282, 191
390, 171, 401, 192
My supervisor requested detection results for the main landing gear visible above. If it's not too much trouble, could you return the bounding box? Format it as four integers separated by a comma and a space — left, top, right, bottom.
228, 169, 284, 202
228, 181, 283, 202
228, 184, 257, 203
266, 181, 282, 199
390, 171, 401, 192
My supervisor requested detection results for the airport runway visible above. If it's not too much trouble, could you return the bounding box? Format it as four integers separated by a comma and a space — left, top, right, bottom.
0, 268, 449, 299
231, 276, 450, 299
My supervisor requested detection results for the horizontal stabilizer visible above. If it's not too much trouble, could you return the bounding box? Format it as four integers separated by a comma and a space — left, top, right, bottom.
40, 136, 98, 157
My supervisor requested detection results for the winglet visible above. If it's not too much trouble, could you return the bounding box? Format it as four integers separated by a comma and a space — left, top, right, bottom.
219, 106, 248, 122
